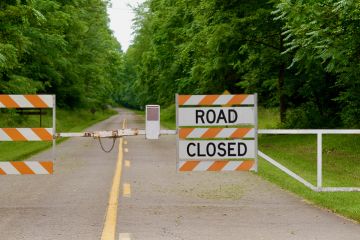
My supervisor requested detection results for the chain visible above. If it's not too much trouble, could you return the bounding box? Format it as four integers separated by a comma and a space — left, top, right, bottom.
98, 137, 117, 153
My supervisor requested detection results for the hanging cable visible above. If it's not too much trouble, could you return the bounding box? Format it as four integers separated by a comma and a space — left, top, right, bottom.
98, 137, 117, 153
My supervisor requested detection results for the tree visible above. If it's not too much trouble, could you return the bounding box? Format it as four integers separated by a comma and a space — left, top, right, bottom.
275, 0, 360, 127
0, 0, 123, 109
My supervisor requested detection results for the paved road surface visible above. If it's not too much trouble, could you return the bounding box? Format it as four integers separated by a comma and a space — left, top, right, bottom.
0, 108, 359, 239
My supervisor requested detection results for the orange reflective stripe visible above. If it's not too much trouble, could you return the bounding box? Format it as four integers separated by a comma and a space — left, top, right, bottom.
40, 162, 53, 174
179, 161, 199, 171
0, 168, 6, 175
231, 128, 251, 138
178, 95, 191, 105
12, 162, 35, 174
199, 95, 219, 105
33, 128, 52, 141
0, 95, 19, 108
208, 161, 227, 171
179, 128, 194, 139
2, 128, 27, 141
236, 160, 254, 171
227, 95, 248, 106
24, 95, 48, 108
201, 128, 222, 138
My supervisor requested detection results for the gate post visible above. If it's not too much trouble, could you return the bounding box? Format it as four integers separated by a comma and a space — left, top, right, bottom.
254, 93, 258, 172
317, 133, 323, 190
52, 95, 56, 161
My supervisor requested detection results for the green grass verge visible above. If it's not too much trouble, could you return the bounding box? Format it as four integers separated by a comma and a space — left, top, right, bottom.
0, 108, 116, 161
160, 104, 176, 129
257, 107, 360, 223
158, 104, 360, 222
257, 107, 280, 129
257, 108, 360, 223
259, 134, 360, 222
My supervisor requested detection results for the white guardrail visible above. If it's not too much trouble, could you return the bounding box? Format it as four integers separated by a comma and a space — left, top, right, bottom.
258, 129, 360, 192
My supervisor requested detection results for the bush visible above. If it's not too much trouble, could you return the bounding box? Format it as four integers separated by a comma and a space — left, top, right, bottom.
284, 102, 339, 129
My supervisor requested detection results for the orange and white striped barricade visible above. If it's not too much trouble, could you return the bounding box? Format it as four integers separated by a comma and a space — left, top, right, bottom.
0, 95, 55, 175
176, 94, 258, 172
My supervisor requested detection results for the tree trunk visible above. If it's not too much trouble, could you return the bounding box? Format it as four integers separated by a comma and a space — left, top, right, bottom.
279, 34, 286, 123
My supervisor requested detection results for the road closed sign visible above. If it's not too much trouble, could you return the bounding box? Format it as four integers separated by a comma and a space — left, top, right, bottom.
176, 94, 258, 172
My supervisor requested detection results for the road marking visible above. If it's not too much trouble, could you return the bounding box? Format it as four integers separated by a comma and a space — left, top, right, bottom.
123, 119, 127, 128
124, 148, 129, 153
125, 160, 131, 167
124, 140, 128, 145
100, 119, 126, 240
119, 233, 132, 240
123, 183, 131, 197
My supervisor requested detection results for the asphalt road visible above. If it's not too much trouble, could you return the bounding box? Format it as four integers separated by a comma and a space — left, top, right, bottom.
0, 108, 359, 240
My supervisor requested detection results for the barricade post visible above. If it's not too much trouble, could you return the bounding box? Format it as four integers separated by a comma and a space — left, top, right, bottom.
0, 95, 55, 175
176, 94, 258, 172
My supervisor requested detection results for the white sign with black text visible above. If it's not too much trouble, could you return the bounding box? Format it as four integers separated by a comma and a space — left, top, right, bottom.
176, 94, 258, 172
178, 107, 254, 126
179, 140, 255, 159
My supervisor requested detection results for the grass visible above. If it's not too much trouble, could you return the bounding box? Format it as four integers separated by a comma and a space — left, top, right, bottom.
257, 107, 280, 129
257, 109, 360, 223
259, 133, 360, 223
0, 108, 116, 161
158, 104, 360, 223
160, 104, 176, 129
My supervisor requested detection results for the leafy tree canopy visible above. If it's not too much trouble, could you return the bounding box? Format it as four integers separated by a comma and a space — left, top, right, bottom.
116, 0, 360, 128
0, 0, 123, 109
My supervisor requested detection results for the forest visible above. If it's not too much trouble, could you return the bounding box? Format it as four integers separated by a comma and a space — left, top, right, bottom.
1, 0, 359, 128
118, 0, 360, 128
0, 0, 122, 109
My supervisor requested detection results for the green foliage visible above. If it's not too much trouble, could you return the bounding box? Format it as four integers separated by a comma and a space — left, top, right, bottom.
274, 0, 360, 127
3, 0, 358, 128
0, 0, 123, 109
117, 0, 360, 128
160, 104, 176, 129
118, 1, 269, 111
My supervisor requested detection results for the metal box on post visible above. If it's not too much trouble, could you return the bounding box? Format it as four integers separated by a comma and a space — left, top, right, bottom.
145, 105, 160, 139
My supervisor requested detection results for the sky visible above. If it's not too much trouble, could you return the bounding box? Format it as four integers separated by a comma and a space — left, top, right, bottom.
107, 0, 145, 52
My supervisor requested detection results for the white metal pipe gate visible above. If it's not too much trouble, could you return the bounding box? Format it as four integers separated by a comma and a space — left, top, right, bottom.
258, 129, 360, 192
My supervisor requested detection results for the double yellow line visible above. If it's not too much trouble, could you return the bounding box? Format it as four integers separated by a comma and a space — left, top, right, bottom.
101, 119, 127, 240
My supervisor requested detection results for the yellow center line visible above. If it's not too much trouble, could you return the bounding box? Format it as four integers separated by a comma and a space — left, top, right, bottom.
100, 119, 127, 240
123, 119, 127, 129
